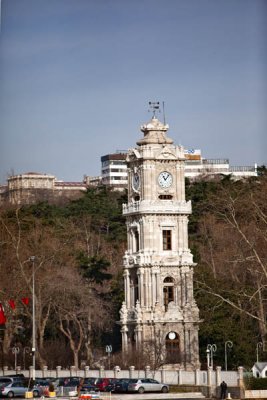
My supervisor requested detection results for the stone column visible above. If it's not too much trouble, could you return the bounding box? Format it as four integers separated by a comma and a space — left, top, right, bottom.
84, 366, 89, 378
151, 269, 156, 305
114, 366, 120, 379
70, 366, 76, 377
129, 366, 135, 378
161, 368, 166, 383
238, 366, 245, 399
121, 326, 128, 352
195, 368, 200, 386
181, 269, 186, 307
56, 366, 61, 378
178, 368, 183, 385
207, 367, 212, 399
147, 269, 152, 308
99, 366, 104, 378
29, 366, 34, 379
138, 268, 144, 307
124, 270, 130, 308
216, 366, 222, 388
145, 366, 150, 378
42, 366, 48, 378
156, 271, 161, 304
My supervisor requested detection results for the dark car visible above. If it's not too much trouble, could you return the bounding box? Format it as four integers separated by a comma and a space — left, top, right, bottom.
80, 378, 98, 393
102, 378, 118, 392
83, 378, 98, 387
114, 378, 136, 393
58, 377, 80, 387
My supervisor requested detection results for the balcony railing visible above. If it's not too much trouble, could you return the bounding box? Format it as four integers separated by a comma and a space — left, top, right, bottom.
123, 200, 192, 215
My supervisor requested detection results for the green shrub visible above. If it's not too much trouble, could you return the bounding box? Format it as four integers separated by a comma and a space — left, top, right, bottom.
245, 377, 267, 390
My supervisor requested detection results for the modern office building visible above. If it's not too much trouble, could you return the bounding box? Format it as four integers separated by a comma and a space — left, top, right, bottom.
101, 153, 128, 190
98, 149, 257, 191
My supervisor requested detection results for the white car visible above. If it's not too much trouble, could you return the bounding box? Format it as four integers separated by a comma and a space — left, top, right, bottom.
127, 378, 169, 394
0, 382, 42, 398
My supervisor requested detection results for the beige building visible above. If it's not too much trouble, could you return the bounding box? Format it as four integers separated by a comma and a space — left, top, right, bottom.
119, 116, 200, 370
0, 172, 87, 205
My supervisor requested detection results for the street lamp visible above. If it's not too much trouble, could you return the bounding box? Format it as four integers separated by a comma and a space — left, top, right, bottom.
29, 256, 36, 383
224, 340, 233, 371
207, 344, 217, 370
12, 346, 20, 370
206, 348, 210, 368
257, 342, 263, 363
106, 345, 112, 370
23, 347, 30, 370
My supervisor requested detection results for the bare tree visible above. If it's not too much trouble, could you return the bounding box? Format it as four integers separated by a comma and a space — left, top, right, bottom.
194, 176, 267, 345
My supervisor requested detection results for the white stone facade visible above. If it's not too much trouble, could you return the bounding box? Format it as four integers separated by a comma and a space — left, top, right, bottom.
120, 116, 200, 370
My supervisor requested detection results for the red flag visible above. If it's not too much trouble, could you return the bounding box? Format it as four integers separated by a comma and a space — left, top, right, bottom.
9, 300, 16, 310
0, 303, 6, 325
22, 297, 29, 306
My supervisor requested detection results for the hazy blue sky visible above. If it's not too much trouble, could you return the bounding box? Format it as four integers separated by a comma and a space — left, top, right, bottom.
0, 0, 266, 184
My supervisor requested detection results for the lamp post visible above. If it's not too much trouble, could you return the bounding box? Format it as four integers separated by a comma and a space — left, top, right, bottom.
12, 346, 20, 370
206, 348, 210, 368
106, 345, 112, 370
29, 256, 36, 383
0, 327, 4, 375
256, 342, 263, 363
224, 340, 233, 371
207, 344, 217, 370
23, 347, 30, 370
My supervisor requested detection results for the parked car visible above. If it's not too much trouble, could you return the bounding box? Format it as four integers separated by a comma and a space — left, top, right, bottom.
57, 377, 80, 387
0, 377, 23, 386
94, 378, 115, 392
0, 381, 42, 398
102, 378, 118, 392
83, 378, 98, 386
80, 383, 98, 393
127, 378, 169, 394
114, 378, 136, 393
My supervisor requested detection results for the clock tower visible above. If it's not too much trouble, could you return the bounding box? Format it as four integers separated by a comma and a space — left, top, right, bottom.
119, 112, 200, 370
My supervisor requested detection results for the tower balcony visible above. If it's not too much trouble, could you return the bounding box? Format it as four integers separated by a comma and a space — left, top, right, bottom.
123, 200, 191, 215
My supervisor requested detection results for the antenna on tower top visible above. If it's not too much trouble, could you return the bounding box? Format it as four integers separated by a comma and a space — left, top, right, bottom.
148, 101, 160, 118
162, 101, 166, 125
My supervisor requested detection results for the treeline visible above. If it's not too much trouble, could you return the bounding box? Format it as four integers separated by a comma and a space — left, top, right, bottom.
0, 186, 126, 369
187, 167, 267, 369
0, 170, 266, 370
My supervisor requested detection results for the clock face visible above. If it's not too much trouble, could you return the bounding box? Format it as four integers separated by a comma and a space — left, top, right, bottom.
158, 171, 173, 188
132, 172, 140, 190
168, 331, 176, 340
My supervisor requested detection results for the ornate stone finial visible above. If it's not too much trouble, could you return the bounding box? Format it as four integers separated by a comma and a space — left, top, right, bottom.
138, 116, 172, 146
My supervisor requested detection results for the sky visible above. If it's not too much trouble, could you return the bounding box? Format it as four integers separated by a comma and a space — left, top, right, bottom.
0, 0, 266, 185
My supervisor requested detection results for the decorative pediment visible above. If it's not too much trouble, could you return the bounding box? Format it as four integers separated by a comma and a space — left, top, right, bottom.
127, 148, 141, 162
156, 146, 177, 160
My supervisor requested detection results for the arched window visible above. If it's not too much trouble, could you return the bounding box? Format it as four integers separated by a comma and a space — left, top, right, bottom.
163, 277, 174, 311
165, 332, 181, 363
133, 229, 139, 252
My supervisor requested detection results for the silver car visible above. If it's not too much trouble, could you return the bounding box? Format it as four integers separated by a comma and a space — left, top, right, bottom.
127, 378, 169, 394
0, 382, 42, 398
